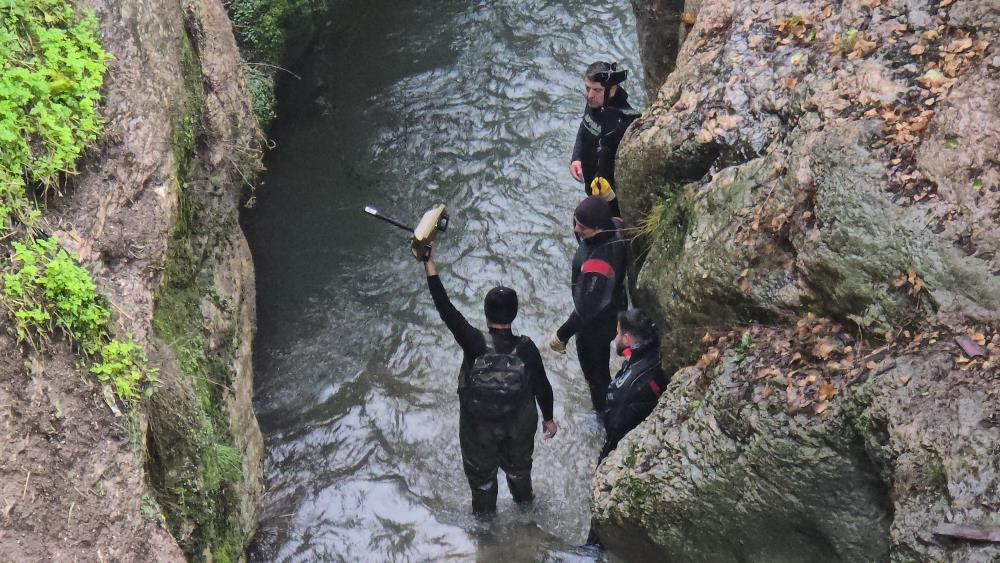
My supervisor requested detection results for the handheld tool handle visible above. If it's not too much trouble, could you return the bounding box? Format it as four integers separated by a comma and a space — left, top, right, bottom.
363, 205, 414, 233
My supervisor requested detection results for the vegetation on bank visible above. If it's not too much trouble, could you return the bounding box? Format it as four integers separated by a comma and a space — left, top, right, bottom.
227, 0, 331, 129
0, 0, 153, 408
3, 1, 260, 560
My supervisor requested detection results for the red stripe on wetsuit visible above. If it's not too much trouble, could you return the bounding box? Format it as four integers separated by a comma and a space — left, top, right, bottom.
581, 258, 613, 278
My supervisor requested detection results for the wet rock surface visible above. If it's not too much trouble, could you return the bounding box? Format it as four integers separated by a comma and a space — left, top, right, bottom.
1, 0, 263, 558
595, 0, 1000, 560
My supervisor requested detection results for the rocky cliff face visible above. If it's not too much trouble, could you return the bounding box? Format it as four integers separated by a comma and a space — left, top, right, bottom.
0, 0, 264, 559
593, 0, 1000, 560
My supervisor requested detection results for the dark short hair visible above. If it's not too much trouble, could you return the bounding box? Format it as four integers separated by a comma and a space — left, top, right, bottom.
585, 61, 612, 82
618, 308, 657, 345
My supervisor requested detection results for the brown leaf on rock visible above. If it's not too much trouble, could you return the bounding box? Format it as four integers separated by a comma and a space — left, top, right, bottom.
757, 366, 782, 380
818, 379, 836, 400
898, 375, 911, 384
814, 337, 841, 359
786, 381, 813, 413
946, 37, 973, 53
815, 400, 829, 414
739, 278, 751, 294
919, 69, 947, 88
909, 44, 926, 55
849, 35, 878, 59
682, 11, 696, 26
696, 347, 720, 369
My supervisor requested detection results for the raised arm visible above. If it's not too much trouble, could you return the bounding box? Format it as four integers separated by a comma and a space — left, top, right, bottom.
424, 257, 480, 352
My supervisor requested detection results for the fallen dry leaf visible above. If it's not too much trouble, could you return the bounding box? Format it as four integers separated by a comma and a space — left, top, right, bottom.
815, 400, 829, 414
898, 375, 911, 384
757, 366, 782, 380
682, 11, 696, 26
818, 379, 836, 401
919, 69, 947, 88
909, 44, 926, 55
947, 37, 973, 53
696, 347, 720, 369
815, 337, 840, 359
866, 361, 878, 370
850, 36, 878, 59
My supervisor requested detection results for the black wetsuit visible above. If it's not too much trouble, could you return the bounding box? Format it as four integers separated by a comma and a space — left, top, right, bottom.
427, 275, 554, 514
600, 347, 668, 460
556, 224, 628, 413
571, 88, 640, 217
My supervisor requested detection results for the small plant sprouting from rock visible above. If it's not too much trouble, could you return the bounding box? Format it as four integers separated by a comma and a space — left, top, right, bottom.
734, 330, 753, 363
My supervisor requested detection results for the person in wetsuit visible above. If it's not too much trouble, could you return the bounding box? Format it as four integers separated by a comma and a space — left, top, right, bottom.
548, 196, 628, 414
601, 308, 668, 460
585, 308, 668, 548
422, 250, 558, 515
569, 61, 641, 218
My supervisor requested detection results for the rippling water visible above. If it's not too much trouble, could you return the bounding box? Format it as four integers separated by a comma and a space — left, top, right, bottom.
243, 1, 644, 560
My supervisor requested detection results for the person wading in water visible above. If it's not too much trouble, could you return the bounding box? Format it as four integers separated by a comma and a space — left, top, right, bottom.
420, 247, 558, 516
549, 196, 628, 415
568, 61, 640, 218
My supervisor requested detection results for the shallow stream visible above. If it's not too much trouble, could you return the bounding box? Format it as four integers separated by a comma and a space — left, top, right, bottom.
244, 2, 644, 559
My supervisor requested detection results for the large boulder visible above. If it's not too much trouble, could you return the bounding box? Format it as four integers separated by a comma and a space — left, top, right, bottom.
595, 0, 1000, 559
592, 321, 1000, 562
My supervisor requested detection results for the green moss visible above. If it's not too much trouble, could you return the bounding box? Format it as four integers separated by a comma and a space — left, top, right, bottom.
144, 24, 248, 559
620, 473, 654, 508
170, 30, 205, 180
149, 196, 245, 560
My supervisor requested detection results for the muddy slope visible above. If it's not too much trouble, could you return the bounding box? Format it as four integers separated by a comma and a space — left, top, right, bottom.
593, 0, 1000, 561
1, 0, 263, 559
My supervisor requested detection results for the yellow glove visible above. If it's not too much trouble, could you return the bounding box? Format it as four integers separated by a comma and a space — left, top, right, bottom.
589, 177, 616, 202
548, 332, 567, 354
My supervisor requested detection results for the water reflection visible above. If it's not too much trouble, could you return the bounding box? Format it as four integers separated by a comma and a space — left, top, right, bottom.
244, 0, 643, 560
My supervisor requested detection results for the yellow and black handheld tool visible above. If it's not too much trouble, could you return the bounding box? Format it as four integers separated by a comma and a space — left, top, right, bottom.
363, 203, 449, 261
